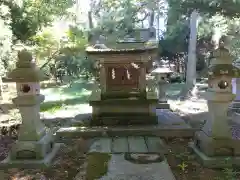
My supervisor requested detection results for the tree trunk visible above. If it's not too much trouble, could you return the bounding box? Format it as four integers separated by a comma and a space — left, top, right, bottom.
0, 76, 3, 100
186, 10, 198, 87
179, 10, 198, 99
149, 11, 155, 28
88, 11, 93, 29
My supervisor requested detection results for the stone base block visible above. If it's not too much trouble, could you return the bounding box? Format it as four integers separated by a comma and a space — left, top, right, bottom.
231, 101, 240, 108
10, 131, 58, 160
56, 125, 197, 141
0, 143, 61, 169
91, 114, 158, 126
0, 131, 62, 169
189, 142, 240, 168
194, 130, 240, 157
156, 103, 170, 109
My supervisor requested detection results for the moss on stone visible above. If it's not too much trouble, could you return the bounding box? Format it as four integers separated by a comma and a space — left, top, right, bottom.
85, 152, 111, 180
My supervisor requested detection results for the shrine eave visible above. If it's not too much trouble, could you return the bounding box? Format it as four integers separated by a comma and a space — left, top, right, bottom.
85, 47, 157, 55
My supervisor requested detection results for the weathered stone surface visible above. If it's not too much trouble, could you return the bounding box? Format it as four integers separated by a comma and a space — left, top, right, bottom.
16, 150, 36, 159
112, 137, 129, 153
98, 154, 175, 180
156, 109, 186, 125
128, 136, 148, 153
87, 42, 159, 126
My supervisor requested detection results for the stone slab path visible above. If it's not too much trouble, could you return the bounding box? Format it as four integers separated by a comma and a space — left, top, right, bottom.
89, 136, 166, 154
98, 154, 176, 180
84, 136, 175, 180
156, 109, 186, 125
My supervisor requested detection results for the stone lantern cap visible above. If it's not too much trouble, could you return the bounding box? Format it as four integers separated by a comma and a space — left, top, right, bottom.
7, 49, 48, 82
208, 64, 240, 78
151, 67, 173, 75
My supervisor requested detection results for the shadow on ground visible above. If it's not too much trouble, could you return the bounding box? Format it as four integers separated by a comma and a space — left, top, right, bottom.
166, 83, 185, 100
180, 111, 208, 128
40, 95, 90, 112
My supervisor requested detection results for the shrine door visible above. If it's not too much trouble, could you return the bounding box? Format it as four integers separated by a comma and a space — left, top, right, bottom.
106, 66, 140, 91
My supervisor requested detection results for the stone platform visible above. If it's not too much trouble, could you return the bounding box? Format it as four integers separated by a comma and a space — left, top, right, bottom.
56, 109, 196, 141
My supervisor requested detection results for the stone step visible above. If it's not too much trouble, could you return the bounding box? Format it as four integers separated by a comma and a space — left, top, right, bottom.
88, 136, 166, 154
56, 125, 197, 141
97, 115, 157, 126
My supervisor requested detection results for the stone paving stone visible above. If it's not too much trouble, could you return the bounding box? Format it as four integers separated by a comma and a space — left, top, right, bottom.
156, 109, 187, 125
98, 154, 176, 180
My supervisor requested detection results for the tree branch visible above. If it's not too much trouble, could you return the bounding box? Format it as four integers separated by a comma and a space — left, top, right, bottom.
40, 50, 59, 70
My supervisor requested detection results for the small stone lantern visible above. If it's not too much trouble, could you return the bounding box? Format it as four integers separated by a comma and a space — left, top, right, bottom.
190, 43, 240, 168
151, 66, 173, 109
0, 49, 61, 168
230, 60, 240, 112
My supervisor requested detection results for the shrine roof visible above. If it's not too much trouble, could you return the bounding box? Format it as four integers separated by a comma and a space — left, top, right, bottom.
151, 67, 173, 74
86, 46, 157, 55
86, 39, 158, 55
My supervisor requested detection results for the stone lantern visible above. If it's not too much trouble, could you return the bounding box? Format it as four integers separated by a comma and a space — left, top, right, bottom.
151, 66, 173, 109
189, 43, 240, 168
230, 60, 240, 113
0, 49, 61, 168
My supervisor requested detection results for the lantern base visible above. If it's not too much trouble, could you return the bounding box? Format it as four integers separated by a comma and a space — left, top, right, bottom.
189, 142, 240, 168
189, 129, 240, 168
0, 131, 62, 169
0, 144, 61, 169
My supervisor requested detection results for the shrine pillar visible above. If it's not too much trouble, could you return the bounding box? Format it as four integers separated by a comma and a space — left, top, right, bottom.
99, 59, 107, 93
139, 62, 147, 93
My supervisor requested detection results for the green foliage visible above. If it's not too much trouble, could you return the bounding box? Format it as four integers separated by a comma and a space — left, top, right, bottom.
0, 2, 13, 76
162, 0, 240, 74
90, 0, 165, 37
32, 25, 95, 84
167, 0, 240, 18
6, 0, 74, 41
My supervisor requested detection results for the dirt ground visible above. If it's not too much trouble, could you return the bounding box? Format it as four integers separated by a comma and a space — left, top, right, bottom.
0, 137, 235, 180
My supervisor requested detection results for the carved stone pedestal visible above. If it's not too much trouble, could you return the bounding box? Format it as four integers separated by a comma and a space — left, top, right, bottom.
1, 130, 61, 168
189, 129, 240, 168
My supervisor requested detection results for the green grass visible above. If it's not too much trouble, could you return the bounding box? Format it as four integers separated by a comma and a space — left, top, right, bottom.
166, 83, 185, 97
40, 79, 93, 112
40, 102, 63, 113
40, 96, 90, 112
40, 79, 185, 113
